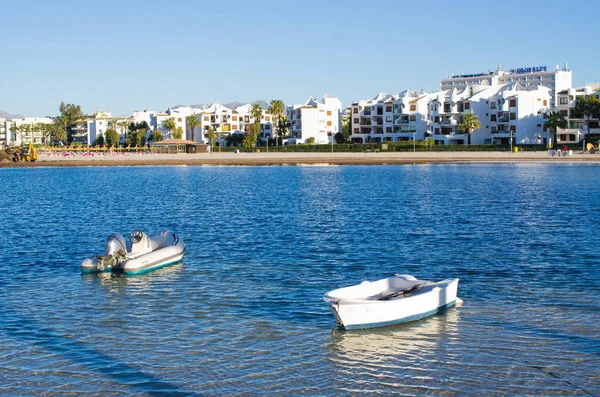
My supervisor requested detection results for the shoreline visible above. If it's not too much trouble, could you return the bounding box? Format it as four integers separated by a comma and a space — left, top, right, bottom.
1, 151, 599, 168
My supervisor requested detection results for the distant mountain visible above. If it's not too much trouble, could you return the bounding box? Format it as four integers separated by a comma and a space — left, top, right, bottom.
187, 100, 270, 110
0, 110, 23, 119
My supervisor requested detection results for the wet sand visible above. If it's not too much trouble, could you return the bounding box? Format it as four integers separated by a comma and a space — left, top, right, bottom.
2, 150, 599, 168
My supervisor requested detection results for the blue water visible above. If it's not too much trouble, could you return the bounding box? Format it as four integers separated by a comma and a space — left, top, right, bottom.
0, 164, 598, 396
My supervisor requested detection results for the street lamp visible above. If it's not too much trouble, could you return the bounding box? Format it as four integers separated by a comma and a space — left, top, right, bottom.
413, 131, 416, 152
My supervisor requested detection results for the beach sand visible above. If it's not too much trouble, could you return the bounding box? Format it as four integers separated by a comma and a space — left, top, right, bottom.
1, 150, 599, 168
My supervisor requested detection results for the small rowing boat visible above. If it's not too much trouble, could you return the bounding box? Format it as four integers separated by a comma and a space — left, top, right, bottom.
323, 274, 459, 330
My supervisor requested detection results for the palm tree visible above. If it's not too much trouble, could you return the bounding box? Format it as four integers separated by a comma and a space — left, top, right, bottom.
186, 114, 201, 141
164, 117, 176, 139
573, 95, 600, 140
544, 111, 567, 149
458, 112, 481, 145
117, 121, 129, 144
250, 104, 263, 147
268, 99, 285, 146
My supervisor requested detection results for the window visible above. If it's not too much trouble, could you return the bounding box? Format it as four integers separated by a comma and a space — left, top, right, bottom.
178, 118, 182, 122
265, 116, 270, 121
543, 100, 548, 107
434, 116, 440, 123
491, 102, 496, 109
353, 108, 358, 113
386, 116, 392, 122
232, 125, 238, 130
204, 116, 209, 121
510, 113, 516, 120
434, 128, 440, 134
491, 114, 497, 122
386, 106, 392, 112
354, 118, 359, 123
327, 121, 332, 126
354, 128, 359, 133
510, 125, 516, 133
509, 99, 516, 107
410, 104, 416, 111
386, 127, 392, 133
327, 110, 332, 116
464, 102, 470, 110
232, 116, 238, 121
410, 115, 416, 122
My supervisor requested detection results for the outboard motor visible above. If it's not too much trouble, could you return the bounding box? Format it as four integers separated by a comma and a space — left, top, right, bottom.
106, 233, 127, 256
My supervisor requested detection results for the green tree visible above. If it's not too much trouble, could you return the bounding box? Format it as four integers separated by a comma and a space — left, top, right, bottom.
268, 99, 285, 146
164, 118, 176, 138
277, 115, 289, 142
152, 130, 163, 142
544, 111, 567, 148
243, 123, 260, 148
174, 126, 183, 139
117, 121, 129, 138
186, 114, 201, 141
58, 102, 84, 143
306, 137, 316, 145
458, 112, 481, 145
249, 104, 263, 147
105, 128, 120, 147
573, 95, 600, 140
94, 134, 105, 146
339, 115, 351, 143
207, 127, 216, 151
226, 133, 244, 146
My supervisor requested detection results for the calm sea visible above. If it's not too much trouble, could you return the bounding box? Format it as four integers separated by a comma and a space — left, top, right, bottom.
0, 164, 598, 396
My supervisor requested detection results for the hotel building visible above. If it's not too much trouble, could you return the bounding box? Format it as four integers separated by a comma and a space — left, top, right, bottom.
286, 96, 342, 144
441, 63, 572, 108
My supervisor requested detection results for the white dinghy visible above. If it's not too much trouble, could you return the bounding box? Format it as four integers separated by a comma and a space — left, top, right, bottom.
323, 275, 459, 330
81, 230, 185, 275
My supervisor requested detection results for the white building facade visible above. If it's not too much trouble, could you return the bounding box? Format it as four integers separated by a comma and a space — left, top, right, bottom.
287, 96, 342, 144
556, 86, 600, 143
1, 117, 55, 146
441, 63, 572, 108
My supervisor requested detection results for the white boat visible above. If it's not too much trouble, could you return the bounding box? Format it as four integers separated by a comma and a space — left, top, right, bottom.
81, 230, 185, 275
323, 275, 459, 330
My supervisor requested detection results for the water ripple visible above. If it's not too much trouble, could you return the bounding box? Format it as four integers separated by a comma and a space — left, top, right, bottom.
0, 164, 599, 396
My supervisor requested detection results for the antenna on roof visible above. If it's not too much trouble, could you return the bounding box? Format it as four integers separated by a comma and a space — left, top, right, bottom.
497, 62, 500, 71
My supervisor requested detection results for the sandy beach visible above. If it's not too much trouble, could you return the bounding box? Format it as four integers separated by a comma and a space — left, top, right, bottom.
1, 150, 599, 168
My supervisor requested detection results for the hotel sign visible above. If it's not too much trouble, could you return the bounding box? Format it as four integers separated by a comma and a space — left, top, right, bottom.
510, 66, 547, 74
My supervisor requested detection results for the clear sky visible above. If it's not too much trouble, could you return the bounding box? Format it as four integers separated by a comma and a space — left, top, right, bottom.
1, 0, 598, 117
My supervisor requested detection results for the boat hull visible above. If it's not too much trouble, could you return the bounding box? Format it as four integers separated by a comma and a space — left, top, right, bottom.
326, 278, 459, 330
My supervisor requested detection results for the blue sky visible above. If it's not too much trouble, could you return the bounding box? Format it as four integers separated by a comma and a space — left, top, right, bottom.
1, 0, 598, 117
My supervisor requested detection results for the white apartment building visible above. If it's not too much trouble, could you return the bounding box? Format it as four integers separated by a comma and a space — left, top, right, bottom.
2, 117, 55, 146
350, 91, 430, 143
190, 103, 274, 145
430, 83, 551, 145
87, 116, 133, 145
441, 63, 572, 108
287, 96, 342, 144
350, 83, 551, 146
556, 86, 600, 143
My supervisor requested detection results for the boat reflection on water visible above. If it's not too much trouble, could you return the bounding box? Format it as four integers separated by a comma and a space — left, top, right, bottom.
328, 308, 460, 371
80, 261, 185, 293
